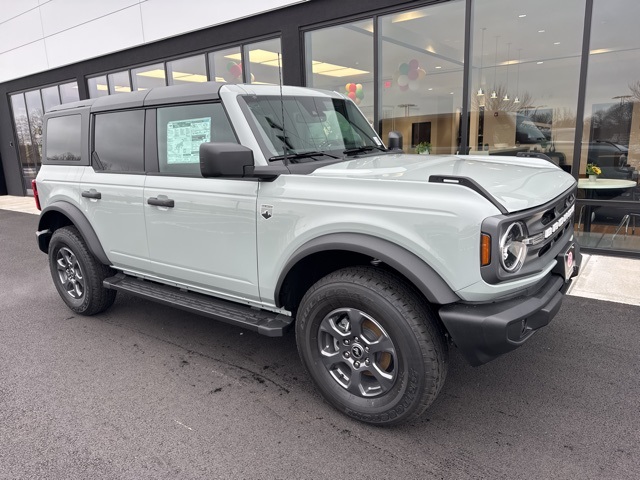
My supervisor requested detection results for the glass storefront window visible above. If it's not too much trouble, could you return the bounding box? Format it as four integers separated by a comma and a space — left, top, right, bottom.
208, 47, 243, 84
379, 2, 466, 154
10, 94, 37, 192
59, 82, 80, 103
108, 71, 132, 94
470, 0, 584, 170
132, 63, 166, 91
167, 55, 207, 85
577, 0, 640, 252
88, 75, 109, 98
305, 19, 374, 124
24, 90, 44, 183
41, 85, 61, 113
244, 38, 283, 85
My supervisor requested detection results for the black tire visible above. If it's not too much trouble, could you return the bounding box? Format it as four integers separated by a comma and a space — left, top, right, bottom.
48, 226, 116, 315
296, 266, 448, 425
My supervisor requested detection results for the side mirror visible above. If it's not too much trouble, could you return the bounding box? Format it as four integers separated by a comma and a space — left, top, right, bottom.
200, 142, 254, 178
387, 131, 403, 151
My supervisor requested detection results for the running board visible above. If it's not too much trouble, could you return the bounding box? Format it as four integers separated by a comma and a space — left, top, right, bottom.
103, 273, 292, 337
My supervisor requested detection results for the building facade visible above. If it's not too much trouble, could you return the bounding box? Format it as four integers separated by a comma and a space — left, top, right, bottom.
1, 0, 639, 256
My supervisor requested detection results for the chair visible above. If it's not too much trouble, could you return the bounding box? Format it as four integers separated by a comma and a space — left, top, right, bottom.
610, 185, 640, 240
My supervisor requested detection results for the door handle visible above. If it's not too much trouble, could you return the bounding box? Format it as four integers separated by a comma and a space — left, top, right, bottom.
147, 197, 175, 208
81, 189, 101, 200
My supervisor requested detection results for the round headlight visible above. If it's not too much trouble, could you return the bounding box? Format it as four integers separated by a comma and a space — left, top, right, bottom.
500, 222, 528, 273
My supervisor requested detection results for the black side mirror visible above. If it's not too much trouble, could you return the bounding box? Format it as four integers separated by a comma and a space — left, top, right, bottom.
387, 131, 403, 151
200, 142, 254, 178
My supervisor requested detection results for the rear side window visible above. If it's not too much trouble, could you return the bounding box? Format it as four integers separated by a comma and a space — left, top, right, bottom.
157, 103, 237, 175
93, 110, 144, 172
46, 115, 82, 162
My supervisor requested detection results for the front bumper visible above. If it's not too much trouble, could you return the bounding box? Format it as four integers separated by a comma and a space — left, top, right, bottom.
439, 241, 581, 367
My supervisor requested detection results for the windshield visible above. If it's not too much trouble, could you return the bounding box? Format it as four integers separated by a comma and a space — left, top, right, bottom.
238, 95, 384, 160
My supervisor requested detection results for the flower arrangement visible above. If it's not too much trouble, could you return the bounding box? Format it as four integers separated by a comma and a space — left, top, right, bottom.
586, 163, 602, 176
416, 141, 431, 154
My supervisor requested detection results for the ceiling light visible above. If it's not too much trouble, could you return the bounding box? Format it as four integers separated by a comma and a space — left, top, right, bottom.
135, 69, 166, 79
114, 85, 132, 92
514, 96, 520, 104
435, 66, 442, 69
537, 61, 544, 64
518, 14, 527, 18
391, 10, 427, 23
96, 84, 108, 91
490, 91, 497, 99
590, 48, 613, 55
477, 88, 485, 96
450, 92, 454, 95
538, 30, 545, 33
428, 88, 433, 91
554, 42, 561, 45
172, 71, 208, 83
311, 61, 369, 77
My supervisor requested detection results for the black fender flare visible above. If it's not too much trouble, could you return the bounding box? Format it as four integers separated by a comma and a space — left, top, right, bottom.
37, 201, 110, 265
274, 233, 459, 306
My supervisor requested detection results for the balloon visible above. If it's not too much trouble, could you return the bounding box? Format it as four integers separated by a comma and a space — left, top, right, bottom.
399, 63, 410, 75
348, 91, 357, 100
417, 68, 427, 80
408, 80, 420, 91
356, 83, 362, 90
226, 61, 236, 72
355, 97, 361, 105
397, 74, 409, 87
230, 64, 242, 78
349, 83, 357, 93
356, 90, 364, 99
399, 84, 409, 92
408, 69, 419, 81
250, 73, 255, 83
345, 83, 352, 91
409, 59, 419, 70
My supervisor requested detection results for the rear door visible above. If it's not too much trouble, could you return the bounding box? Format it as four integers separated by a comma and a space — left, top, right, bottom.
143, 102, 260, 302
80, 109, 150, 272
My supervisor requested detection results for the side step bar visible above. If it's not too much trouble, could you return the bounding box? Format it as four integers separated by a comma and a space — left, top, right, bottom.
103, 273, 292, 337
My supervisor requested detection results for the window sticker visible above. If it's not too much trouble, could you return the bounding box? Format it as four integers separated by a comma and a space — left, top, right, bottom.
166, 117, 211, 164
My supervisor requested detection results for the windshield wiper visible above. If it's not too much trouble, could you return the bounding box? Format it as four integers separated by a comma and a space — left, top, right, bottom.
269, 151, 340, 162
343, 145, 387, 156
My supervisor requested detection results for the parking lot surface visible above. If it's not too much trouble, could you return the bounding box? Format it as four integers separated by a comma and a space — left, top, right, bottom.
1, 209, 638, 479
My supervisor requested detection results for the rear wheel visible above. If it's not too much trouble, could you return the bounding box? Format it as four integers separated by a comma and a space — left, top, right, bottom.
296, 266, 448, 425
48, 226, 116, 315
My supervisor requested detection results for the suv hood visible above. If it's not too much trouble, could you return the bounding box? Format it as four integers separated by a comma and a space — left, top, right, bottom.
311, 154, 576, 213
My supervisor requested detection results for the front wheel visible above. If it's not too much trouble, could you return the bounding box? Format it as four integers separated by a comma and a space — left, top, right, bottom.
296, 266, 448, 425
48, 226, 116, 315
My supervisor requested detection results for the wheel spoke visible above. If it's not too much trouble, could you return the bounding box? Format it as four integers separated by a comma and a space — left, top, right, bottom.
344, 309, 365, 338
72, 279, 83, 298
369, 363, 395, 392
56, 257, 67, 270
346, 368, 364, 396
364, 335, 394, 354
319, 316, 350, 339
319, 350, 341, 369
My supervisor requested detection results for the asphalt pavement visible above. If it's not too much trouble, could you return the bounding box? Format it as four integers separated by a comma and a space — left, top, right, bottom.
1, 209, 639, 479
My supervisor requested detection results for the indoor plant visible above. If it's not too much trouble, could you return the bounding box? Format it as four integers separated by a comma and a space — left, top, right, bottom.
416, 141, 431, 154
586, 163, 601, 181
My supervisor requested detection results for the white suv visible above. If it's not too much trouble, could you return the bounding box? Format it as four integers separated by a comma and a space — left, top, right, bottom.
34, 82, 580, 425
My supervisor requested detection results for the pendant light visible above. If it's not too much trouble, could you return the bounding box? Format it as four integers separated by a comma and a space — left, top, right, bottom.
477, 28, 486, 96
503, 43, 511, 101
490, 36, 499, 99
514, 48, 522, 104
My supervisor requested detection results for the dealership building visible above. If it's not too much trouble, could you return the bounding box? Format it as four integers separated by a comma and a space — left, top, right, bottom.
0, 0, 638, 255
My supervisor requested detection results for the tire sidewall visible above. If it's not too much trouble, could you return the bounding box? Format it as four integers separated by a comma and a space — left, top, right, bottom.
297, 279, 430, 424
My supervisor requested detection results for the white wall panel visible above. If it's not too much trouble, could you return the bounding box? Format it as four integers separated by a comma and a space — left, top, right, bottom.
45, 6, 144, 69
40, 0, 140, 37
140, 0, 305, 42
0, 41, 48, 83
0, 0, 39, 24
0, 9, 42, 54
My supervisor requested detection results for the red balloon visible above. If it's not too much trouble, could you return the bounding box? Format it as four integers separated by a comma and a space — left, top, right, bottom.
408, 69, 419, 81
230, 64, 242, 78
349, 83, 357, 92
348, 91, 357, 100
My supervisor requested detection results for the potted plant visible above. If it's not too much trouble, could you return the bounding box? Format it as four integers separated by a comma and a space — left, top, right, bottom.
586, 163, 601, 182
416, 141, 431, 155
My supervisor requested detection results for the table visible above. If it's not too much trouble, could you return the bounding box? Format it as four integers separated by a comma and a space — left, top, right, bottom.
578, 178, 637, 231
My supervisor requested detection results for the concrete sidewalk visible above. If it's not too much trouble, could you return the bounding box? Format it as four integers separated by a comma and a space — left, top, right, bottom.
2, 195, 638, 307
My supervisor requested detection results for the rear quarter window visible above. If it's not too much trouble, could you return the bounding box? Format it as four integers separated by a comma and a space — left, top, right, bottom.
45, 114, 82, 162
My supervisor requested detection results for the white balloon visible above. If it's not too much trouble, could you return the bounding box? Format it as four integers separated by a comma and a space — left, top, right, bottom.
397, 75, 409, 87
408, 80, 420, 91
